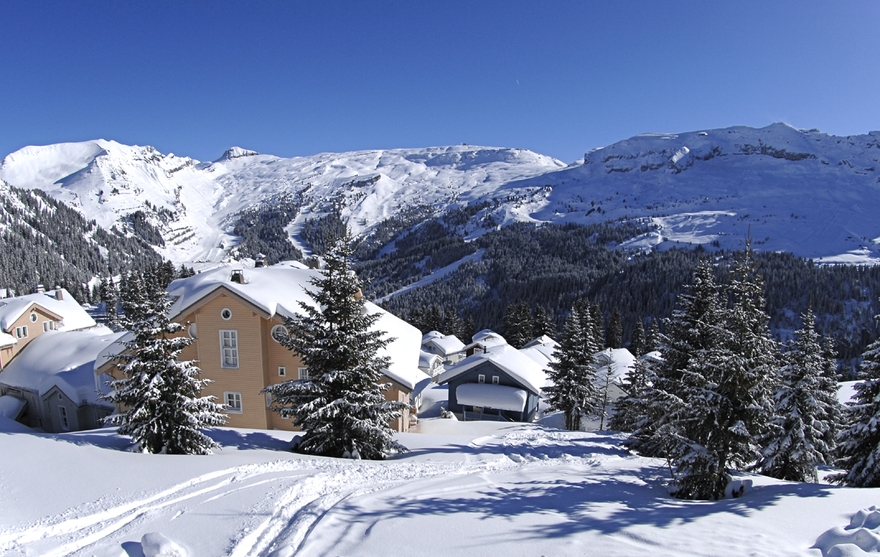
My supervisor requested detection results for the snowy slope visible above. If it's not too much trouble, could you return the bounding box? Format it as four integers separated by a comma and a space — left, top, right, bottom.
0, 141, 564, 265
1, 420, 879, 556
3, 124, 880, 266
505, 124, 880, 262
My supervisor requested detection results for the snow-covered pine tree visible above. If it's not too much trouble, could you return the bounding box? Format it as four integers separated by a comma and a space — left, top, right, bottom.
119, 270, 151, 327
532, 305, 555, 339
833, 325, 880, 487
761, 308, 836, 482
103, 283, 227, 454
628, 260, 727, 460
818, 336, 841, 462
609, 356, 652, 432
718, 244, 778, 471
606, 308, 623, 349
99, 276, 119, 328
544, 306, 599, 431
503, 301, 533, 348
629, 318, 646, 358
668, 247, 778, 499
263, 233, 408, 459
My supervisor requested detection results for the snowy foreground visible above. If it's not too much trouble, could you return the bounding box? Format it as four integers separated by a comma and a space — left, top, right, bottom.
1, 418, 879, 556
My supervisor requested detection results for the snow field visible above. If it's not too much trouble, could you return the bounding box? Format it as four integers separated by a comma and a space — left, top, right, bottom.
3, 421, 880, 556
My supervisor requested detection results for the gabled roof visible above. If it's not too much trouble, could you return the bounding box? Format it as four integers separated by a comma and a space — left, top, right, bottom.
520, 336, 559, 366
422, 332, 465, 356
0, 327, 124, 405
0, 289, 95, 332
594, 348, 636, 386
463, 330, 507, 353
437, 343, 549, 394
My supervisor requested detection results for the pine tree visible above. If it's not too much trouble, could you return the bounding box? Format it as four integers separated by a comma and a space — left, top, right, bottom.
103, 286, 227, 454
661, 248, 778, 499
502, 301, 532, 348
532, 305, 555, 339
119, 271, 151, 326
445, 308, 466, 340
607, 308, 623, 349
609, 357, 652, 432
590, 302, 605, 349
833, 327, 880, 486
628, 261, 727, 482
99, 276, 119, 328
629, 318, 646, 357
544, 306, 599, 431
263, 233, 408, 459
645, 319, 661, 353
761, 308, 836, 482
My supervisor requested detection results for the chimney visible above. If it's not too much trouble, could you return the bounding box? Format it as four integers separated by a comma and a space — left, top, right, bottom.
254, 253, 266, 268
230, 269, 245, 284
35, 284, 45, 294
55, 287, 64, 301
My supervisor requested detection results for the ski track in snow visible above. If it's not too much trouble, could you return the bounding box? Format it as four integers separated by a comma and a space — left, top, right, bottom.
0, 429, 618, 556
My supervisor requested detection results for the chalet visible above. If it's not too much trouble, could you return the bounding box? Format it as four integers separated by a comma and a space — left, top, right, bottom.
95, 262, 424, 432
0, 327, 123, 432
0, 288, 96, 370
437, 332, 553, 422
418, 351, 445, 380
421, 331, 465, 364
0, 288, 117, 432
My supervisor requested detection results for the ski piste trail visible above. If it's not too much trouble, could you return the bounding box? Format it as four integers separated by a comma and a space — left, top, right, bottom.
0, 427, 616, 556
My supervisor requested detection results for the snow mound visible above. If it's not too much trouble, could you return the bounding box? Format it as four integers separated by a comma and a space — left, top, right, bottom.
141, 532, 187, 557
814, 507, 880, 556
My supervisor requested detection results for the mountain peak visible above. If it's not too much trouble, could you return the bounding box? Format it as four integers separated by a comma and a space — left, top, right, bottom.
217, 147, 260, 162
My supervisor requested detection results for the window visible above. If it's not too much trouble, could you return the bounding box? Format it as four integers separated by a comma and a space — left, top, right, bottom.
15, 326, 28, 339
221, 308, 232, 320
43, 321, 56, 332
188, 323, 198, 339
30, 312, 38, 323
224, 392, 243, 413
265, 392, 273, 408
478, 374, 485, 384
278, 366, 286, 377
271, 324, 289, 343
59, 406, 70, 431
220, 330, 239, 368
492, 376, 499, 385
298, 367, 310, 380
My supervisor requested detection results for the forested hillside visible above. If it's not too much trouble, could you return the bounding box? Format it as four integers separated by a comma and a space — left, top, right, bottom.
355, 217, 880, 374
0, 181, 163, 301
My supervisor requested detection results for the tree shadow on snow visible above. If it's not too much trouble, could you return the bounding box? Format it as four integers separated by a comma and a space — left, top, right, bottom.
338, 471, 836, 542
205, 428, 296, 451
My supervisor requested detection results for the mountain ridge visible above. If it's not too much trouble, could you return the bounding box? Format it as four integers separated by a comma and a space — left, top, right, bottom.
2, 124, 879, 266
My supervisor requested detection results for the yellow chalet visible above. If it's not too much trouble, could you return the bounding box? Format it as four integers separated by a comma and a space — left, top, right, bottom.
95, 262, 424, 432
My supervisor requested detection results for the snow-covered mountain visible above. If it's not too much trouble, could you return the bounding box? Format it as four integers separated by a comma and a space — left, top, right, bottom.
2, 123, 880, 265
0, 140, 564, 264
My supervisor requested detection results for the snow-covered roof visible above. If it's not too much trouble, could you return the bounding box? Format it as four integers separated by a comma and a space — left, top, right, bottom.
422, 333, 465, 356
0, 289, 95, 332
520, 336, 559, 366
437, 343, 549, 394
419, 351, 443, 369
456, 383, 528, 412
164, 262, 424, 390
594, 348, 636, 385
0, 332, 16, 348
0, 327, 124, 405
464, 329, 508, 353
0, 394, 26, 419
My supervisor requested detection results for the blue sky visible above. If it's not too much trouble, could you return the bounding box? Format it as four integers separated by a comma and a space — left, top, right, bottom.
2, 1, 878, 163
